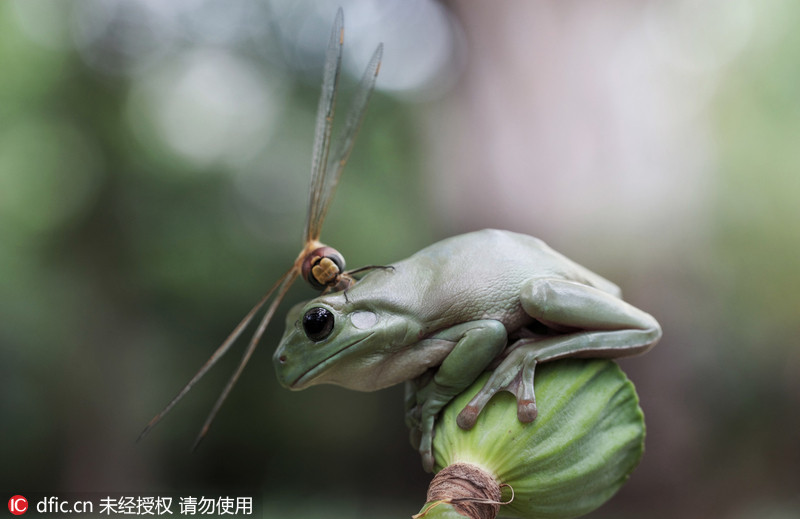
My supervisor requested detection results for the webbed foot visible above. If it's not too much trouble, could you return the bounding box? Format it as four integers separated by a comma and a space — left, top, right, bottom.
405, 377, 451, 472
406, 402, 436, 472
457, 347, 539, 429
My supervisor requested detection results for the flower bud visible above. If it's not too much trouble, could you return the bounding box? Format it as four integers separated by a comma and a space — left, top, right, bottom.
415, 359, 645, 519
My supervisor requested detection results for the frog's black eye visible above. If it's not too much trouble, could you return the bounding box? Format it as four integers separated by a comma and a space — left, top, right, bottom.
303, 307, 335, 342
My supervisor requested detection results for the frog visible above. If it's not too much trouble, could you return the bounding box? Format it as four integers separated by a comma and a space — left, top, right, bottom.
273, 229, 661, 472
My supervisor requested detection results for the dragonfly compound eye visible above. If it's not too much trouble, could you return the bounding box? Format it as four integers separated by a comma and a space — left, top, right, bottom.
302, 247, 346, 290
303, 307, 335, 342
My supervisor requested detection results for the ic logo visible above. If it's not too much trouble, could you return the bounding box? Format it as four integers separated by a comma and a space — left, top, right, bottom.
8, 496, 27, 515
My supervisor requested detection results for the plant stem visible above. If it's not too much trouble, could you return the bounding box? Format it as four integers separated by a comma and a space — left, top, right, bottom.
414, 462, 502, 519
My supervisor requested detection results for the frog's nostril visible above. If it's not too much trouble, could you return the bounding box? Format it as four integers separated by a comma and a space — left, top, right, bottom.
278, 355, 287, 363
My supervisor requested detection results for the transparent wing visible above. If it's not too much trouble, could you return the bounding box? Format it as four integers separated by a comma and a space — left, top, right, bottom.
311, 43, 383, 240
137, 266, 299, 443
304, 8, 344, 243
139, 9, 379, 447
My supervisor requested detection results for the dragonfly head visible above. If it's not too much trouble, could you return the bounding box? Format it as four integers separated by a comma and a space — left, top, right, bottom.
302, 246, 346, 291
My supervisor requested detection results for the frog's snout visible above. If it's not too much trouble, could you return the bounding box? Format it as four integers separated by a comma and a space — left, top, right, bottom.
272, 346, 293, 388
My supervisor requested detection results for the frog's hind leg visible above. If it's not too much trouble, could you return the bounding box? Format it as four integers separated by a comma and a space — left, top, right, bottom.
456, 277, 661, 430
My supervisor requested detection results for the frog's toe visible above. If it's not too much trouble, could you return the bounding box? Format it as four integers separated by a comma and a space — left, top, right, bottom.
457, 382, 499, 430
456, 404, 480, 430
417, 413, 437, 472
421, 449, 435, 473
514, 358, 538, 422
517, 399, 538, 422
418, 431, 435, 472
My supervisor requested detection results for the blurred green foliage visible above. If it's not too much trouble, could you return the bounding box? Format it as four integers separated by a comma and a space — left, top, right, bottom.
0, 0, 432, 511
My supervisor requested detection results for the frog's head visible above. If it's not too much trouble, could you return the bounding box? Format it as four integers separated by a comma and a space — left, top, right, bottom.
273, 294, 416, 392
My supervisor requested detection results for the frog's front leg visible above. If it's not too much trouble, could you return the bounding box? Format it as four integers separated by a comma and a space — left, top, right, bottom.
410, 320, 507, 472
457, 278, 661, 430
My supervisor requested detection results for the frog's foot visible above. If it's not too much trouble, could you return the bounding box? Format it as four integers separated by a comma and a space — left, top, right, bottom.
409, 404, 438, 472
405, 406, 435, 472
405, 377, 447, 472
457, 348, 538, 430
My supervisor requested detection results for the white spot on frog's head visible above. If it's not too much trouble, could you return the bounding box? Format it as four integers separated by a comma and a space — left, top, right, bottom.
350, 311, 378, 330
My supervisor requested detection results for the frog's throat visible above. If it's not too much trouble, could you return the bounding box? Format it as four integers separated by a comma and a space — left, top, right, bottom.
290, 332, 375, 389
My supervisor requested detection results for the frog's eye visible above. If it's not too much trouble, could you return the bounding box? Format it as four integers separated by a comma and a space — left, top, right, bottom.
303, 307, 335, 342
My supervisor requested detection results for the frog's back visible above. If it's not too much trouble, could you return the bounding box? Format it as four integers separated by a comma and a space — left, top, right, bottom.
407, 229, 619, 295
358, 230, 620, 330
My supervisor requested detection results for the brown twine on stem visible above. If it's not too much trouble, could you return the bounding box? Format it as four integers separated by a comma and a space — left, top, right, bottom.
413, 463, 514, 519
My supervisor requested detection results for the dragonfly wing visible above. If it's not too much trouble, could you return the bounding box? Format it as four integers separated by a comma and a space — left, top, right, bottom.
313, 43, 383, 236
305, 8, 344, 244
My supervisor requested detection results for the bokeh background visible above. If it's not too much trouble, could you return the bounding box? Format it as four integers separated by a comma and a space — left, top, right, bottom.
1, 0, 798, 518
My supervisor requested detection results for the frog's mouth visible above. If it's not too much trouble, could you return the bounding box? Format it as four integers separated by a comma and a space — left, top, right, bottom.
290, 333, 375, 389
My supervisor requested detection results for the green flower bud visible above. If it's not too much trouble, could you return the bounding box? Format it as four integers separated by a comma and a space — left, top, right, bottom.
415, 359, 645, 519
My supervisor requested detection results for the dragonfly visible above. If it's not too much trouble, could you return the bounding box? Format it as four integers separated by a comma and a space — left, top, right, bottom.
138, 8, 383, 448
